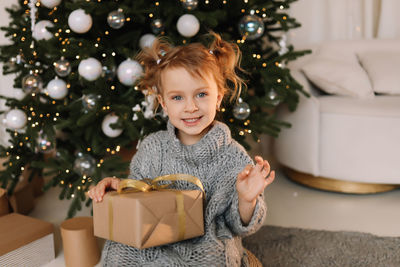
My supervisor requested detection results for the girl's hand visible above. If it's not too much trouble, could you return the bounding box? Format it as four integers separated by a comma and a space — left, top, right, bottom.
87, 177, 120, 203
236, 156, 275, 203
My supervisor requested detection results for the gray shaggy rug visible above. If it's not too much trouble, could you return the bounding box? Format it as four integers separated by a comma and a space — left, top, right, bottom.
242, 225, 400, 267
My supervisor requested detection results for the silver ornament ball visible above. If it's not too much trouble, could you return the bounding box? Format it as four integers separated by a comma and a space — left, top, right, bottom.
22, 73, 43, 92
101, 65, 116, 82
82, 94, 101, 111
73, 154, 96, 176
267, 89, 280, 106
37, 133, 55, 153
54, 58, 71, 77
233, 101, 251, 120
107, 9, 125, 29
181, 0, 199, 10
151, 18, 164, 35
238, 15, 265, 40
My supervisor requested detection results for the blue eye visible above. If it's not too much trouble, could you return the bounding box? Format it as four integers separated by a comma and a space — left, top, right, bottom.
172, 95, 182, 101
198, 92, 207, 98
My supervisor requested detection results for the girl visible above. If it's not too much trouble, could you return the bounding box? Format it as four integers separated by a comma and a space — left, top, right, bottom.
88, 32, 275, 267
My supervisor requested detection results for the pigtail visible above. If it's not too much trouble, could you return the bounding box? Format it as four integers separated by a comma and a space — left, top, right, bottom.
136, 38, 172, 95
208, 32, 246, 103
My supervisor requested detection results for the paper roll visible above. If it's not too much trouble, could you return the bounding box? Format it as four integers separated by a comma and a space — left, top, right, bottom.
0, 188, 9, 217
60, 217, 100, 267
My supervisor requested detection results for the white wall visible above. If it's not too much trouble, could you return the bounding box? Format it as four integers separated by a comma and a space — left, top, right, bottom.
0, 0, 18, 145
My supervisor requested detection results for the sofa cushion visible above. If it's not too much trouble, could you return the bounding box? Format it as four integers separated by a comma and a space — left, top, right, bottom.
301, 44, 374, 99
318, 95, 400, 117
358, 51, 400, 95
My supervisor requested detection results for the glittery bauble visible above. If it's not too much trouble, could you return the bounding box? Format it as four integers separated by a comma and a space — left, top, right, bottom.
238, 15, 265, 40
68, 9, 93, 34
117, 59, 143, 86
78, 57, 102, 81
139, 34, 156, 49
151, 18, 164, 35
54, 58, 71, 77
267, 89, 280, 106
101, 65, 116, 81
107, 9, 125, 29
82, 94, 101, 111
233, 101, 251, 120
37, 132, 55, 153
22, 73, 43, 92
181, 0, 199, 10
46, 78, 68, 99
177, 14, 200, 38
5, 109, 27, 129
73, 154, 96, 176
41, 0, 61, 9
32, 20, 54, 41
102, 114, 123, 138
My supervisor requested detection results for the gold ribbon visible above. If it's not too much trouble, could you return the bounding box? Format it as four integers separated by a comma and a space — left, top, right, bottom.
108, 174, 204, 243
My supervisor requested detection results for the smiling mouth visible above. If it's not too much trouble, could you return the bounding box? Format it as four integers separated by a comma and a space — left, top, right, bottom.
182, 116, 202, 123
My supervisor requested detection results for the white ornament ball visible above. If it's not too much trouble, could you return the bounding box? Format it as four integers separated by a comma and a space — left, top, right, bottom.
46, 78, 68, 99
78, 58, 102, 81
117, 59, 143, 86
68, 9, 93, 34
176, 14, 200, 38
139, 34, 156, 49
41, 0, 62, 9
101, 114, 123, 138
5, 109, 27, 129
32, 20, 54, 41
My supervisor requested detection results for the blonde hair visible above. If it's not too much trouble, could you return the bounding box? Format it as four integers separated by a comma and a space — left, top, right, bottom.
136, 32, 246, 107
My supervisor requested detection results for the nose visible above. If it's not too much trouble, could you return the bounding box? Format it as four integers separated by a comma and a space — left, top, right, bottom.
184, 98, 198, 113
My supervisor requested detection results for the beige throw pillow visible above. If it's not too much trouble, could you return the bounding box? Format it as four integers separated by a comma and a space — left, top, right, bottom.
358, 51, 400, 95
301, 45, 374, 99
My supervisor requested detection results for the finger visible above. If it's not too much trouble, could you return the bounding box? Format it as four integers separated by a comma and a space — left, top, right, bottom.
254, 156, 264, 172
238, 165, 252, 181
264, 171, 275, 187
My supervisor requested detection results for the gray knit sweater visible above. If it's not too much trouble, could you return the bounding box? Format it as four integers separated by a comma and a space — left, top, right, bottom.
102, 120, 267, 267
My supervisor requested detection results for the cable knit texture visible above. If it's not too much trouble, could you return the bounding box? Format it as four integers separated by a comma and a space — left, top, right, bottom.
102, 120, 267, 267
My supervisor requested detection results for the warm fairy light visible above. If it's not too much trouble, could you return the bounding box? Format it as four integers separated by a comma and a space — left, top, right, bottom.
102, 53, 106, 57
277, 79, 282, 83
21, 167, 25, 171
283, 16, 287, 20
134, 86, 139, 90
257, 139, 261, 143
81, 179, 85, 183
66, 29, 71, 33
76, 55, 80, 59
280, 5, 284, 9
257, 55, 261, 59
62, 48, 66, 52
77, 186, 81, 190
19, 142, 23, 146
97, 163, 101, 167
16, 156, 20, 160
244, 0, 248, 3
111, 85, 115, 90
100, 159, 104, 163
95, 43, 99, 47
61, 180, 64, 184
79, 42, 83, 46
116, 145, 121, 152
106, 148, 111, 152
286, 85, 290, 89
13, 33, 17, 37
71, 194, 75, 198
21, 37, 25, 42
239, 131, 244, 136
126, 17, 131, 22
105, 31, 109, 35
248, 129, 252, 133
9, 162, 12, 166
149, 13, 154, 18
66, 169, 70, 173
221, 107, 226, 112
155, 2, 159, 5
87, 147, 91, 152
229, 118, 234, 123
262, 14, 266, 18
54, 19, 58, 23
205, 0, 209, 4
252, 54, 256, 58
111, 150, 116, 155
223, 0, 227, 4
262, 63, 267, 67
241, 9, 245, 13
112, 52, 116, 56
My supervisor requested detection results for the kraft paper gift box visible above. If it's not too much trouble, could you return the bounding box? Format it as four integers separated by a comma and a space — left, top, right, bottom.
93, 188, 204, 249
0, 213, 55, 267
0, 188, 10, 217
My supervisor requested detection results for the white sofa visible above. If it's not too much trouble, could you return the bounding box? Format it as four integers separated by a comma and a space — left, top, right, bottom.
273, 39, 400, 193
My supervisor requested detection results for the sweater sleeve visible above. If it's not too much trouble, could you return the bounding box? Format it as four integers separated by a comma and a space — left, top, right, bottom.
222, 144, 268, 237
127, 133, 162, 180
224, 188, 267, 237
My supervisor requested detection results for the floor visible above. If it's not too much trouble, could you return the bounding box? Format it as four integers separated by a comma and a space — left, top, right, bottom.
28, 167, 400, 267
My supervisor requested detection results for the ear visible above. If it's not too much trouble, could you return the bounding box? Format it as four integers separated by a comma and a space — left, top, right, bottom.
157, 94, 167, 115
216, 91, 224, 109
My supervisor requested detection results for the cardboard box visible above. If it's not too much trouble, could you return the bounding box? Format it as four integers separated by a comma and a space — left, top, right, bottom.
0, 213, 55, 267
93, 189, 204, 249
8, 179, 35, 215
0, 188, 10, 217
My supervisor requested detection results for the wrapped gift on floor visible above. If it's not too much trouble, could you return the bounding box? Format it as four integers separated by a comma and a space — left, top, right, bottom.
0, 213, 55, 267
93, 174, 205, 249
8, 178, 35, 215
0, 189, 10, 217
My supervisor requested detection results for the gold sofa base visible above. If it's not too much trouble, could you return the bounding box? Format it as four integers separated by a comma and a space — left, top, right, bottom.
284, 168, 400, 194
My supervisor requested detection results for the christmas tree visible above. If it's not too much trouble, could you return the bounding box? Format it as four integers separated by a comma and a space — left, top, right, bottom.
0, 0, 309, 217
